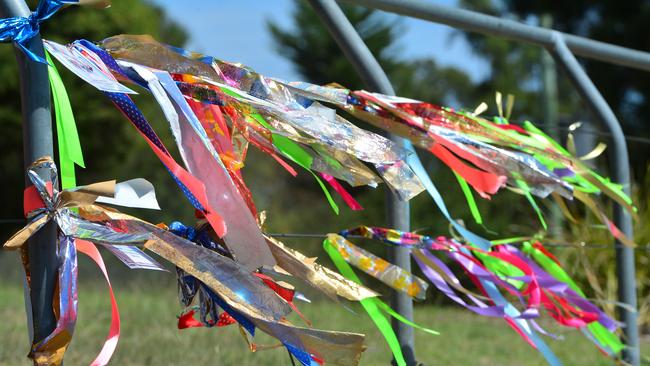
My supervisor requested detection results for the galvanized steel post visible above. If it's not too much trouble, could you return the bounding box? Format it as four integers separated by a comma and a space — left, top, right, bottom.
307, 0, 417, 364
548, 32, 639, 366
340, 0, 650, 71
0, 0, 58, 351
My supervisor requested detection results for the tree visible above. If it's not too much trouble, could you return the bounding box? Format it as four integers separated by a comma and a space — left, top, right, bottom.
0, 1, 190, 241
268, 1, 479, 106
459, 0, 650, 184
265, 1, 545, 247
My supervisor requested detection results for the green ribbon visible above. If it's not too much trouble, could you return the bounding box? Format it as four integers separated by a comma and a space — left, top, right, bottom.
453, 171, 483, 225
374, 300, 439, 336
250, 113, 339, 214
514, 178, 547, 231
473, 250, 526, 289
323, 238, 440, 366
219, 85, 339, 213
46, 51, 84, 189
311, 144, 343, 170
522, 242, 624, 354
323, 238, 405, 366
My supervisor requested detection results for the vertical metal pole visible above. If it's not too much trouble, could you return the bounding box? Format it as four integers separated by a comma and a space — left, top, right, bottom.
540, 14, 562, 239
548, 32, 639, 366
305, 0, 417, 364
0, 0, 58, 350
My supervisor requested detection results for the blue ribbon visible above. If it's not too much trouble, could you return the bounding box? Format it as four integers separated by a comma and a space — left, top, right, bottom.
0, 0, 77, 63
405, 144, 561, 366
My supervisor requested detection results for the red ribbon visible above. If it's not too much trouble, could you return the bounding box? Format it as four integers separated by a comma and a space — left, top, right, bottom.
319, 173, 363, 211
427, 135, 506, 198
110, 94, 227, 238
23, 182, 52, 217
177, 309, 204, 329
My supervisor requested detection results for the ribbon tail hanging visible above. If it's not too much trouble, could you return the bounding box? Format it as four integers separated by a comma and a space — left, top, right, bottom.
46, 51, 84, 189
323, 238, 406, 366
75, 240, 120, 366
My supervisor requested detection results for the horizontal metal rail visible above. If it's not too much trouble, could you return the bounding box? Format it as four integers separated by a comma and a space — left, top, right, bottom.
341, 0, 650, 71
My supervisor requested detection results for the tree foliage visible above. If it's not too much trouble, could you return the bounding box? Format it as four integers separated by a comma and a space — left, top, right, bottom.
0, 1, 190, 241
460, 0, 650, 183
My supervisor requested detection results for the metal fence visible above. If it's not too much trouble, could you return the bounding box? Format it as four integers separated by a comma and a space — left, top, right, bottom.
1, 0, 647, 365
308, 0, 647, 365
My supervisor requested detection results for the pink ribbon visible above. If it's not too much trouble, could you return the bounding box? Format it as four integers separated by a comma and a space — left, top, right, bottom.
319, 173, 363, 211
76, 240, 120, 366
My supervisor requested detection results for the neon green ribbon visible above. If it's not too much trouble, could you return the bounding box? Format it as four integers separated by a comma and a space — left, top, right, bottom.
324, 238, 405, 365
515, 178, 547, 230
453, 172, 483, 225
374, 300, 439, 336
46, 51, 84, 189
323, 238, 439, 366
249, 113, 339, 214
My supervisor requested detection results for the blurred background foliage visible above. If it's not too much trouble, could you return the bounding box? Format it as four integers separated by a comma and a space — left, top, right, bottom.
0, 0, 649, 333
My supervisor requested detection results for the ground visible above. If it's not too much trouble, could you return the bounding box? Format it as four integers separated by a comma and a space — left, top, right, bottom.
0, 252, 647, 365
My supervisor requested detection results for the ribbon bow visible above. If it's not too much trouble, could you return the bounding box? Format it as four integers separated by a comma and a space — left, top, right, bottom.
0, 0, 77, 63
7, 156, 149, 249
5, 156, 155, 366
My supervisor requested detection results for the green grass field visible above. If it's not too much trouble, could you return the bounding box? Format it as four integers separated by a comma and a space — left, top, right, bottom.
0, 252, 647, 365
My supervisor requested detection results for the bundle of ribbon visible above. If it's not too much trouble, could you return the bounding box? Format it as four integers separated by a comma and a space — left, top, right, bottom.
31, 34, 635, 365
92, 34, 634, 245
334, 90, 635, 244
0, 9, 637, 363
6, 157, 381, 366
327, 226, 623, 366
4, 156, 162, 366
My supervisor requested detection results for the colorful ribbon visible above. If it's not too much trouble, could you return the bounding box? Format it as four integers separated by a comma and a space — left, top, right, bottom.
339, 225, 623, 363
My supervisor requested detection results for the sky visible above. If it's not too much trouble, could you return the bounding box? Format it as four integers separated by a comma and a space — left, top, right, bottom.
149, 0, 490, 83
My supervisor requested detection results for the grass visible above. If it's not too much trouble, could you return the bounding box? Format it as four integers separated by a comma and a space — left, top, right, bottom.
0, 252, 648, 365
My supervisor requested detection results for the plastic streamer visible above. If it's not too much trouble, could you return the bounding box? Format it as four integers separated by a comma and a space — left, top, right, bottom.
337, 226, 623, 361
325, 234, 428, 300
453, 171, 483, 225
16, 32, 639, 366
323, 237, 439, 366
264, 235, 378, 302
123, 64, 275, 270
75, 240, 121, 366
4, 157, 161, 365
28, 234, 77, 366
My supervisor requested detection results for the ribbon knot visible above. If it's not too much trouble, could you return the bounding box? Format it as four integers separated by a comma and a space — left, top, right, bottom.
6, 156, 151, 251
23, 156, 59, 217
0, 0, 77, 63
